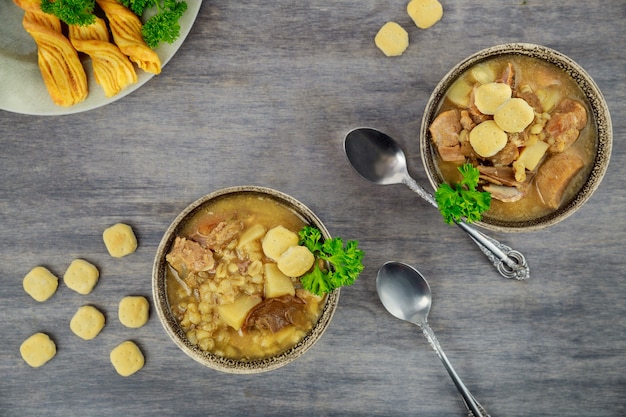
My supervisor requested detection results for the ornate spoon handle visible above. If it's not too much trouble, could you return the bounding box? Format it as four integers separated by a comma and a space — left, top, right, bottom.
403, 177, 530, 280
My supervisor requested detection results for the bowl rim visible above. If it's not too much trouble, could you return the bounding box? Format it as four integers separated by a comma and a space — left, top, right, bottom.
419, 42, 613, 232
152, 185, 340, 374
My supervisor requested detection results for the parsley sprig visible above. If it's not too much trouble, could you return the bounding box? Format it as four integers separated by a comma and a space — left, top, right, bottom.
41, 0, 96, 26
120, 0, 188, 48
435, 163, 491, 224
298, 226, 365, 296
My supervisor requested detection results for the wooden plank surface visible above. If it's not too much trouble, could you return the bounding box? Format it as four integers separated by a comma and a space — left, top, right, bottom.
1, 1, 625, 416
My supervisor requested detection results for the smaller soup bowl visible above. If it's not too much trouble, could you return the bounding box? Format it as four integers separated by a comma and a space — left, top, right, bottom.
419, 43, 612, 232
152, 186, 339, 373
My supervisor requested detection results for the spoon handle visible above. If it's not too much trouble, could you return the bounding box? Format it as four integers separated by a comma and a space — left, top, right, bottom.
420, 323, 490, 417
455, 221, 529, 280
403, 176, 529, 280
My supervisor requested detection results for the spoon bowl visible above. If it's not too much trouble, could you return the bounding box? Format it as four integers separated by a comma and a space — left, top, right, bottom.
376, 261, 432, 326
377, 261, 490, 417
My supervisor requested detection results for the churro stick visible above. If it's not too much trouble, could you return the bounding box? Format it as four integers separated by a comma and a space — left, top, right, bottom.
69, 18, 138, 97
96, 0, 161, 74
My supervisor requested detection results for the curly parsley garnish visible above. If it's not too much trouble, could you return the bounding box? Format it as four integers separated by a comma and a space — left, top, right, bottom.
435, 163, 491, 224
121, 0, 188, 48
298, 226, 365, 296
41, 0, 96, 26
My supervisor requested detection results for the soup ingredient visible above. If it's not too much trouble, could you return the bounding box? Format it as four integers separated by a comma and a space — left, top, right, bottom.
262, 225, 299, 260
435, 163, 491, 224
545, 98, 588, 153
536, 153, 584, 209
516, 139, 550, 172
277, 245, 315, 277
244, 295, 308, 333
118, 296, 150, 328
428, 109, 465, 162
493, 97, 535, 133
110, 340, 145, 376
40, 0, 96, 26
217, 294, 263, 331
23, 266, 59, 302
298, 226, 365, 296
474, 82, 512, 115
407, 0, 443, 29
264, 263, 296, 298
20, 332, 57, 368
103, 223, 138, 258
70, 305, 106, 340
469, 120, 508, 158
64, 259, 99, 295
375, 22, 409, 57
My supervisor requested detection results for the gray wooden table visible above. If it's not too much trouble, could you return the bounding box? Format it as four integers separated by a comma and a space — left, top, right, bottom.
1, 1, 625, 416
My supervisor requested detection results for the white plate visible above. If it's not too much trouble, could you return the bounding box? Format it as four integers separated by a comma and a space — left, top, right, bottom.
0, 1, 201, 116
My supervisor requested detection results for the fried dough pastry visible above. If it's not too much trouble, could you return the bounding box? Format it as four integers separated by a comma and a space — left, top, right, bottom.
96, 0, 162, 74
14, 0, 88, 107
69, 18, 138, 98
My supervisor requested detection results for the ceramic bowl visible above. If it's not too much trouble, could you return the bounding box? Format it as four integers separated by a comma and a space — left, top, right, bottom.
419, 43, 612, 232
152, 186, 339, 373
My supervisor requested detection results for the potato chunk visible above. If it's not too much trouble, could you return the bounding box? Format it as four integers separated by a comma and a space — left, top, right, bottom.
474, 82, 512, 115
407, 0, 443, 29
374, 22, 409, 57
237, 224, 266, 250
517, 140, 550, 171
494, 98, 535, 133
217, 294, 262, 331
469, 120, 508, 157
264, 263, 295, 298
23, 266, 58, 302
262, 225, 299, 260
277, 245, 315, 277
20, 332, 56, 368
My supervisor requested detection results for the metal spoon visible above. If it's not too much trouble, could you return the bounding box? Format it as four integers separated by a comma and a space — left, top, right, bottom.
344, 127, 529, 280
377, 261, 491, 417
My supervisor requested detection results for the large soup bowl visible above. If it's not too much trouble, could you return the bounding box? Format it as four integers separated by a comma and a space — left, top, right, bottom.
152, 186, 340, 373
419, 43, 612, 232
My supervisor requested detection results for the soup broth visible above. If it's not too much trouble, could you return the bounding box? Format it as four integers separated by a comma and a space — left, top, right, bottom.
431, 55, 597, 223
166, 193, 325, 361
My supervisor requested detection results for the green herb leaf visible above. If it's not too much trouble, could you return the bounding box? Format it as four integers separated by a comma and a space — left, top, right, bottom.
298, 226, 365, 296
142, 1, 187, 48
435, 163, 491, 224
40, 0, 96, 26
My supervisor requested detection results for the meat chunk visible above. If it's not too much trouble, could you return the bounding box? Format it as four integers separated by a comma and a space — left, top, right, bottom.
545, 99, 588, 153
536, 153, 584, 209
166, 237, 215, 277
243, 295, 308, 333
496, 62, 516, 89
429, 110, 465, 162
488, 140, 519, 166
192, 220, 243, 250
